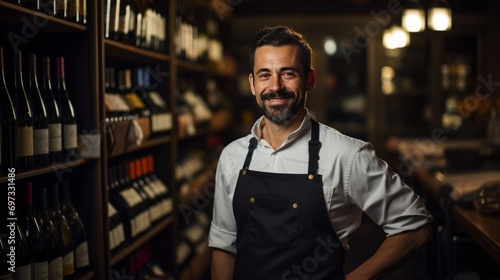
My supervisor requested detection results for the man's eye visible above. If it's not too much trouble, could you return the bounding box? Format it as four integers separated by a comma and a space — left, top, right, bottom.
283, 72, 297, 78
259, 73, 270, 78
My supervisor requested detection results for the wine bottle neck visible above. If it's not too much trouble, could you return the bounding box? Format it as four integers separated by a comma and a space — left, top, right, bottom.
14, 51, 24, 85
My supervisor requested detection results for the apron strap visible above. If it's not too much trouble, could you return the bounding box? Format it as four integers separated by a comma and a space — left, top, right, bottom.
308, 119, 321, 175
242, 137, 258, 170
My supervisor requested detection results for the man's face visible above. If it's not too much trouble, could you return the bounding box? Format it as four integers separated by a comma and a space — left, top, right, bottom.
249, 45, 315, 124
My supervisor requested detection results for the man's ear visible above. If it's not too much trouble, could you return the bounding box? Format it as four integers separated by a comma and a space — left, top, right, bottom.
306, 68, 316, 92
249, 73, 256, 96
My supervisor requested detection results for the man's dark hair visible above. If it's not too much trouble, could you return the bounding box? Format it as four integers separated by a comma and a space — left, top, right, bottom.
249, 26, 313, 76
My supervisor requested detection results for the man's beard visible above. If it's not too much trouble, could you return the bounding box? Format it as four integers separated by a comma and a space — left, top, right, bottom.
260, 91, 300, 124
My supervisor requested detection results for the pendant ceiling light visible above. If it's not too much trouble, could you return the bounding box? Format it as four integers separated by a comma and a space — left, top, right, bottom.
402, 0, 426, 32
383, 25, 410, 49
428, 0, 452, 31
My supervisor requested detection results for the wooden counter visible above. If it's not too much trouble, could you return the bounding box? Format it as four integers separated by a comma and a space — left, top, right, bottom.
398, 139, 500, 265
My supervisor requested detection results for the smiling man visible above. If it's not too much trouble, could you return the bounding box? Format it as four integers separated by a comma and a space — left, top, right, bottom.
209, 25, 433, 280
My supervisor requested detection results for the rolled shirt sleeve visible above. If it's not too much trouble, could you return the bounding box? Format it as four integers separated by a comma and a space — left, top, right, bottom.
346, 143, 432, 236
209, 154, 238, 254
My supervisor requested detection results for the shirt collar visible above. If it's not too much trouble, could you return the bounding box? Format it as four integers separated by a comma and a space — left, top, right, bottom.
250, 109, 312, 148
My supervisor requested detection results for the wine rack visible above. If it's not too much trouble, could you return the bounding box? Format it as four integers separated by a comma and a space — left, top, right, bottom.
0, 0, 235, 279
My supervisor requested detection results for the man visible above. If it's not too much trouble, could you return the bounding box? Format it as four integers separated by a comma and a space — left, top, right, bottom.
209, 25, 432, 280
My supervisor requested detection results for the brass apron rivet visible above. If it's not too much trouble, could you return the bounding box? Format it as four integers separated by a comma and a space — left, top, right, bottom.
242, 170, 247, 175
308, 174, 314, 180
250, 197, 255, 203
292, 203, 298, 209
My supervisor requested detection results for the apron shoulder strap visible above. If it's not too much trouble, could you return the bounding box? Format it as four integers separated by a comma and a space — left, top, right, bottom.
242, 137, 258, 170
308, 119, 321, 175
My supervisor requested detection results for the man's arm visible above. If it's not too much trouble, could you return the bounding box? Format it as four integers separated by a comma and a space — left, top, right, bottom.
346, 223, 433, 280
211, 248, 235, 280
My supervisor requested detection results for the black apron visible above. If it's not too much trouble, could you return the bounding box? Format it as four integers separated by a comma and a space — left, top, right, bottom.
233, 120, 345, 280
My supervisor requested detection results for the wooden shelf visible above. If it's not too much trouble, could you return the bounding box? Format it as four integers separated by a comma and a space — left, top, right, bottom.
109, 135, 172, 159
0, 1, 86, 32
177, 60, 208, 73
105, 39, 169, 64
110, 215, 175, 267
0, 158, 88, 184
75, 271, 95, 280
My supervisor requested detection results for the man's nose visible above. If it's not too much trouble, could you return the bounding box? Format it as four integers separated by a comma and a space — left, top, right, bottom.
269, 75, 284, 91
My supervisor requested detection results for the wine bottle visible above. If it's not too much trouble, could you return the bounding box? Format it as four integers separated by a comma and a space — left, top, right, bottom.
122, 68, 150, 119
68, 0, 80, 23
56, 0, 68, 19
13, 222, 32, 280
107, 201, 125, 253
59, 179, 89, 276
107, 166, 127, 252
0, 47, 19, 174
128, 159, 156, 223
13, 50, 34, 171
47, 182, 75, 279
143, 67, 172, 136
27, 54, 49, 167
35, 187, 63, 280
0, 233, 13, 280
79, 0, 86, 24
54, 57, 77, 161
41, 57, 62, 163
145, 155, 172, 217
109, 162, 151, 240
21, 181, 49, 280
104, 66, 131, 123
26, 0, 41, 10
121, 161, 151, 235
40, 0, 57, 16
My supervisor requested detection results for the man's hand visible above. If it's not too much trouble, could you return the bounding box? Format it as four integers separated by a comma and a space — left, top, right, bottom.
346, 224, 433, 280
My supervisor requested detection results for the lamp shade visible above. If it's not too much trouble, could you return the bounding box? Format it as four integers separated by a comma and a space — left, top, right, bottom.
383, 25, 410, 49
402, 0, 425, 32
428, 0, 452, 31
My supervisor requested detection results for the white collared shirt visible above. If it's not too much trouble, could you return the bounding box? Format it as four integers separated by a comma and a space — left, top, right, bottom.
209, 113, 432, 254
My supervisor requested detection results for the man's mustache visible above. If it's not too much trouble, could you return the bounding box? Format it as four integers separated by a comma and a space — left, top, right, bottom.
261, 91, 294, 100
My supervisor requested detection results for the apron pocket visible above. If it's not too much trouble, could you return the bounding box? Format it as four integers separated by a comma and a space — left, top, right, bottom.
248, 196, 300, 247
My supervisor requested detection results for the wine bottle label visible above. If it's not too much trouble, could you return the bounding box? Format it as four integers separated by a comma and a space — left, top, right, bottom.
125, 93, 146, 109
19, 126, 34, 157
49, 123, 62, 152
63, 124, 77, 149
62, 251, 75, 276
34, 128, 49, 155
148, 91, 167, 108
119, 188, 142, 208
156, 113, 173, 131
109, 228, 116, 250
117, 223, 125, 245
151, 114, 158, 132
163, 197, 173, 215
75, 241, 89, 268
104, 93, 130, 112
13, 264, 31, 279
34, 260, 49, 280
48, 256, 63, 280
